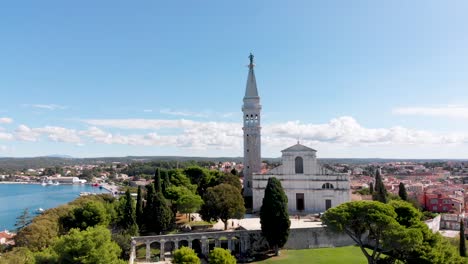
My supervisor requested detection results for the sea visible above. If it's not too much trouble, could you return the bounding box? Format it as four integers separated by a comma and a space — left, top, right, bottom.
0, 184, 110, 231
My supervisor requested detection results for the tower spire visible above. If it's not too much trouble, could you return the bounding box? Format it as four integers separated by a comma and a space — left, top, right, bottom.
245, 53, 259, 98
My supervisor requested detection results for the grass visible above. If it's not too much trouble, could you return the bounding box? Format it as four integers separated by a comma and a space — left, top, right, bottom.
135, 245, 160, 260
253, 246, 367, 264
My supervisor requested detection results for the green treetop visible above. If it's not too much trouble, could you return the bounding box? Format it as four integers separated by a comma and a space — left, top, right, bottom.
260, 177, 290, 256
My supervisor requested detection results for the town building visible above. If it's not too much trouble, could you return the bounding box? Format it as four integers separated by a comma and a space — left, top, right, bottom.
252, 143, 350, 213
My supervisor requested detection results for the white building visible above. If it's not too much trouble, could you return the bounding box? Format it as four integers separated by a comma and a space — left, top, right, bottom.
252, 143, 350, 214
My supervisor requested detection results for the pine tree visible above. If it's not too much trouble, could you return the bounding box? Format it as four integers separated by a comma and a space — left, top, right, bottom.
398, 182, 408, 201
122, 189, 138, 235
14, 208, 32, 232
460, 219, 466, 257
372, 169, 388, 203
260, 177, 291, 256
369, 182, 374, 194
136, 186, 143, 229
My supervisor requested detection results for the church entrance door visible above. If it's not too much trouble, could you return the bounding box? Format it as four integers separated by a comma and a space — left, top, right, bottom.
325, 199, 332, 210
296, 193, 304, 211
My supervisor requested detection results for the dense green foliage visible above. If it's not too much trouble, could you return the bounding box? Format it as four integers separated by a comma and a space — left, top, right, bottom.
120, 189, 138, 235
369, 182, 374, 194
209, 248, 237, 264
60, 201, 111, 231
398, 182, 408, 201
260, 177, 290, 256
143, 180, 173, 234
49, 226, 124, 264
172, 246, 201, 264
372, 169, 388, 203
200, 184, 245, 230
135, 186, 143, 229
323, 200, 465, 264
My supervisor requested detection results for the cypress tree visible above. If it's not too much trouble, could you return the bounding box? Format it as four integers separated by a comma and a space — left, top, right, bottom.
143, 182, 173, 234
260, 177, 291, 256
143, 183, 156, 232
154, 168, 162, 193
398, 182, 408, 201
460, 219, 466, 257
122, 189, 138, 235
372, 169, 388, 203
369, 182, 374, 194
161, 170, 170, 196
136, 186, 143, 229
153, 191, 173, 234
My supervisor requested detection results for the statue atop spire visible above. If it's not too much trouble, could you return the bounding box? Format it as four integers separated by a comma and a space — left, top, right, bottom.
248, 53, 255, 68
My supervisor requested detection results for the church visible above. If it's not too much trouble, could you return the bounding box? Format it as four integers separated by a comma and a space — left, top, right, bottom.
241, 54, 350, 214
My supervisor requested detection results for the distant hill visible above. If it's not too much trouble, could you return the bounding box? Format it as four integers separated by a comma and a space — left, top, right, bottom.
0, 156, 466, 170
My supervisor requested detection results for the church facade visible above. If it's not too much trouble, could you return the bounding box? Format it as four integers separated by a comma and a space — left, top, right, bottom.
252, 143, 350, 213
241, 54, 350, 213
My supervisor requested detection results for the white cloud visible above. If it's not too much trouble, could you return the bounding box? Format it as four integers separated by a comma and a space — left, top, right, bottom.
82, 117, 468, 150
2, 116, 468, 157
393, 105, 468, 119
160, 108, 209, 118
143, 109, 153, 113
33, 126, 81, 143
26, 104, 67, 110
0, 145, 8, 152
15, 125, 40, 141
0, 117, 13, 124
0, 132, 13, 141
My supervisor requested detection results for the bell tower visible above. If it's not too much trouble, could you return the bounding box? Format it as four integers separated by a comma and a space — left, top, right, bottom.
242, 53, 262, 208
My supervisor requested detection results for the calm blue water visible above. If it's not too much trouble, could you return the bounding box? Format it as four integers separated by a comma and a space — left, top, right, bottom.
0, 184, 110, 231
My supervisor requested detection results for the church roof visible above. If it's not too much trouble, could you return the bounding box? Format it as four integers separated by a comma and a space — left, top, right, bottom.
281, 143, 317, 153
244, 54, 259, 99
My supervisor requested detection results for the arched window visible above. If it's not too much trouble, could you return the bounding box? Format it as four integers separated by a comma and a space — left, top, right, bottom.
295, 156, 303, 174
322, 183, 334, 189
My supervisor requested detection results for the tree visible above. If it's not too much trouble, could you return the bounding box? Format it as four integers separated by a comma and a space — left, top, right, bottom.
172, 246, 200, 264
209, 247, 236, 264
52, 226, 125, 264
260, 177, 290, 256
61, 201, 110, 231
460, 220, 466, 257
216, 173, 242, 191
143, 183, 173, 234
154, 168, 162, 193
135, 186, 143, 229
176, 193, 204, 220
322, 201, 403, 264
200, 184, 245, 230
0, 247, 35, 264
121, 189, 138, 235
372, 169, 388, 203
369, 182, 374, 194
14, 208, 33, 232
398, 182, 408, 201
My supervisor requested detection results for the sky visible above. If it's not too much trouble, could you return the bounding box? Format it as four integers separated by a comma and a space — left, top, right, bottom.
1, 1, 468, 159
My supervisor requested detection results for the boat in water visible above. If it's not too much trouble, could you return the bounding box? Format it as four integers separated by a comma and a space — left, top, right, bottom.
35, 208, 44, 214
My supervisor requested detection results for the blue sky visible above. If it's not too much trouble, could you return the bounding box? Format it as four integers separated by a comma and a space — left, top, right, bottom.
1, 1, 468, 158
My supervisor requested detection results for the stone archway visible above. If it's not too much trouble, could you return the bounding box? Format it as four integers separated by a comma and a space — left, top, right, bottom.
192, 239, 202, 256
178, 239, 189, 249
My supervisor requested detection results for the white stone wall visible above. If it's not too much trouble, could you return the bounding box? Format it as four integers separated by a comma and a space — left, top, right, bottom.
252, 173, 350, 213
